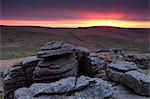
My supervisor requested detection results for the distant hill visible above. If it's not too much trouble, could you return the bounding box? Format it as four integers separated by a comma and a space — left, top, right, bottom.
0, 25, 149, 59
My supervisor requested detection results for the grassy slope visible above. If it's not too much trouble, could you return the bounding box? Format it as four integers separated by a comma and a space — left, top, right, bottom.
0, 26, 149, 59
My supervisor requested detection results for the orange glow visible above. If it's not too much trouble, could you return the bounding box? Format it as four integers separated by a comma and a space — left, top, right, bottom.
0, 19, 149, 28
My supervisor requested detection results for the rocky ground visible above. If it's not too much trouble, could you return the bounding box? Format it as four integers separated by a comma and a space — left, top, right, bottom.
0, 41, 150, 99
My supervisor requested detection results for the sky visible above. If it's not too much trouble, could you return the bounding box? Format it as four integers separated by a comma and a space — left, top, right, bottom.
0, 0, 150, 28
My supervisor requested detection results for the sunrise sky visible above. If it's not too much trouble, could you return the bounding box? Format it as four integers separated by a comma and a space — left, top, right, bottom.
1, 0, 149, 28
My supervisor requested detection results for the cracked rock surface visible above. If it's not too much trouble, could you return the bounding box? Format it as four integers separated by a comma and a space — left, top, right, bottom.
14, 76, 114, 99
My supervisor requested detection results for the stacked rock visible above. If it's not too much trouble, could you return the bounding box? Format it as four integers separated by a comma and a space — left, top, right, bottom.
3, 56, 40, 99
33, 41, 78, 83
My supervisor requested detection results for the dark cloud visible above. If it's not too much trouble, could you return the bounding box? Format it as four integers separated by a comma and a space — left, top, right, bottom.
1, 0, 149, 21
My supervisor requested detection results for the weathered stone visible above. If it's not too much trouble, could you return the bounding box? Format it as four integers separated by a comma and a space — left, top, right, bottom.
37, 41, 75, 58
14, 76, 114, 99
106, 68, 123, 82
133, 55, 150, 69
75, 47, 90, 58
21, 56, 40, 66
78, 53, 105, 76
108, 60, 137, 72
33, 64, 78, 83
14, 87, 33, 99
75, 76, 114, 99
33, 55, 78, 83
31, 77, 76, 96
120, 70, 150, 96
113, 84, 150, 99
75, 83, 113, 99
41, 41, 63, 50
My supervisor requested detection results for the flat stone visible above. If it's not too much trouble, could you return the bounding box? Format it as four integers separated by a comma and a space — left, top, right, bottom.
41, 41, 63, 50
108, 61, 137, 72
37, 41, 75, 58
21, 56, 40, 65
30, 77, 76, 96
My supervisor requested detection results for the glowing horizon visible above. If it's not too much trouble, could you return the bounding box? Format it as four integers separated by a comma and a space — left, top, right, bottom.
0, 19, 149, 28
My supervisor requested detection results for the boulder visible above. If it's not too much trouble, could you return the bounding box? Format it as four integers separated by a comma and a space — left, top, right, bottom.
120, 70, 150, 96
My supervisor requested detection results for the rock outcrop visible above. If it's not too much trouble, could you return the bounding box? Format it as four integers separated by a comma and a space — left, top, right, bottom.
33, 41, 78, 83
2, 41, 150, 99
14, 76, 114, 99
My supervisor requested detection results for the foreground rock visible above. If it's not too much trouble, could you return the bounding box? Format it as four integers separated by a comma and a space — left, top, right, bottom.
120, 70, 150, 96
33, 41, 78, 83
113, 84, 150, 99
106, 60, 150, 96
3, 56, 40, 99
14, 76, 114, 99
106, 60, 138, 82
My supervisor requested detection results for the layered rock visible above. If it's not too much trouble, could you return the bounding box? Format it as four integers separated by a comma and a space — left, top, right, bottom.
3, 56, 40, 99
33, 41, 78, 83
3, 63, 27, 99
14, 76, 114, 99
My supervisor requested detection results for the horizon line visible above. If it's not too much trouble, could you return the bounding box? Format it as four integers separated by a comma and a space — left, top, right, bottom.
1, 25, 150, 29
